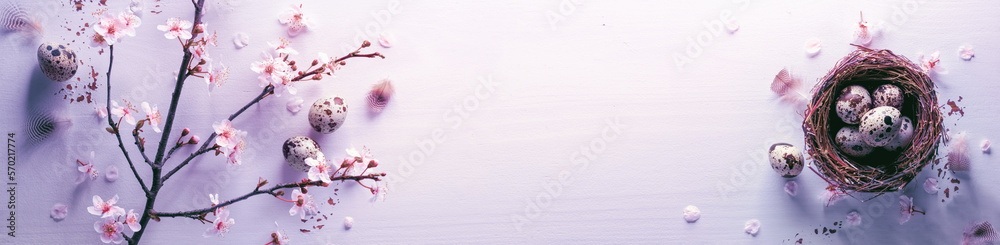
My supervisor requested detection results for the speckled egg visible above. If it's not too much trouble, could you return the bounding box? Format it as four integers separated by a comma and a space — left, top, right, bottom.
835, 126, 873, 157
859, 106, 902, 147
308, 96, 348, 134
37, 42, 78, 82
282, 136, 323, 172
835, 85, 872, 124
884, 116, 914, 151
769, 143, 804, 178
872, 84, 904, 110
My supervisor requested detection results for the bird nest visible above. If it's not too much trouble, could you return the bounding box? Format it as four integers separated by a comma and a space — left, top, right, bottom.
803, 46, 944, 195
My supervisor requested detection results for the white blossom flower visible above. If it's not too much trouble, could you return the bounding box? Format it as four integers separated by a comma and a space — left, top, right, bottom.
204, 209, 235, 237
156, 17, 192, 40
141, 102, 162, 133
110, 100, 136, 125
288, 189, 318, 219
94, 217, 125, 244
125, 209, 142, 232
95, 13, 125, 45
87, 195, 125, 218
76, 151, 100, 184
277, 4, 312, 35
212, 119, 240, 149
306, 154, 332, 183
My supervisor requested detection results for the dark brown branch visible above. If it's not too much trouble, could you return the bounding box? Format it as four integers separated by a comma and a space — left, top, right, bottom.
153, 173, 385, 219
105, 45, 150, 196
132, 128, 152, 165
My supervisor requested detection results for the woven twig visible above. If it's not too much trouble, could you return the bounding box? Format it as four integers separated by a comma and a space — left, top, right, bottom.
803, 46, 944, 195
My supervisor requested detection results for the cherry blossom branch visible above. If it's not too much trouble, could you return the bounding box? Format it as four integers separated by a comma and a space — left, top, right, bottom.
163, 45, 384, 182
162, 85, 273, 182
131, 126, 153, 166
151, 173, 386, 219
104, 45, 150, 196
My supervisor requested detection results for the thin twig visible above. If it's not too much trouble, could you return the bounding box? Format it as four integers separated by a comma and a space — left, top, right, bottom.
153, 173, 385, 219
132, 130, 152, 165
105, 45, 150, 196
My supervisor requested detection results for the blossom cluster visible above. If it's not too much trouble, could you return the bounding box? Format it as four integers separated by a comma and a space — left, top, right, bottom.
91, 10, 141, 47
213, 119, 248, 166
87, 195, 141, 244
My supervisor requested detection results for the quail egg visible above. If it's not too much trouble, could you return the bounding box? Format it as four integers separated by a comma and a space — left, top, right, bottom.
884, 116, 914, 151
769, 143, 804, 178
282, 136, 323, 172
835, 126, 873, 157
872, 84, 904, 110
37, 42, 78, 82
859, 106, 902, 147
835, 85, 872, 124
308, 96, 348, 134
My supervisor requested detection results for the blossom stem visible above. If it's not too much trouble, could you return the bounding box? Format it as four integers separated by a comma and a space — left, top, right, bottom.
152, 173, 385, 219
104, 45, 150, 196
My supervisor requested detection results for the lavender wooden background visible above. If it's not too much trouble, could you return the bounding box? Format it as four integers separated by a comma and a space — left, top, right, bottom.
2, 0, 998, 244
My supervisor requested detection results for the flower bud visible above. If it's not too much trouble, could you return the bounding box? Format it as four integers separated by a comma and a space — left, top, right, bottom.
367, 159, 378, 168
341, 158, 353, 168
312, 60, 319, 66
188, 135, 200, 145
288, 60, 296, 66
362, 40, 371, 48
181, 128, 191, 136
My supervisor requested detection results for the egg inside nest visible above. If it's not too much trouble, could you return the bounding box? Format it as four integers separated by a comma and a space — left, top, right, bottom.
827, 81, 918, 168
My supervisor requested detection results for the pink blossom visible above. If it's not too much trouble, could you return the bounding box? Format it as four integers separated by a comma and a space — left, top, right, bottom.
190, 43, 211, 62
344, 147, 372, 175
156, 17, 193, 40
288, 189, 318, 219
899, 195, 923, 224
50, 203, 68, 221
270, 222, 290, 245
306, 154, 332, 183
117, 12, 141, 37
110, 100, 137, 125
125, 209, 142, 232
250, 54, 293, 94
222, 140, 246, 166
924, 178, 939, 194
205, 63, 229, 93
919, 51, 948, 75
76, 151, 99, 184
268, 39, 298, 56
95, 13, 125, 45
88, 195, 125, 218
209, 193, 226, 216
95, 106, 108, 119
212, 119, 239, 148
846, 211, 861, 226
853, 12, 876, 46
371, 184, 388, 202
204, 209, 235, 237
94, 217, 125, 244
277, 4, 312, 35
141, 102, 162, 133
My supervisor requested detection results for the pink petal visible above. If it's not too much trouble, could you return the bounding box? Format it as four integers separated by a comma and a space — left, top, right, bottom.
344, 216, 354, 230
784, 181, 798, 196
233, 32, 249, 48
378, 32, 395, 48
286, 97, 304, 113
923, 178, 939, 194
804, 38, 822, 57
105, 165, 119, 182
958, 45, 975, 61
744, 219, 760, 235
846, 211, 862, 226
51, 203, 68, 220
982, 139, 991, 153
682, 205, 701, 222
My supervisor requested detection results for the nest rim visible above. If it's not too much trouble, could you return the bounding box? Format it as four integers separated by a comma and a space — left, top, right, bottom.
803, 46, 944, 195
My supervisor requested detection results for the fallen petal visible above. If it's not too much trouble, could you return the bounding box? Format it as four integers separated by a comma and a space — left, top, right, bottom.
923, 178, 939, 194
682, 205, 701, 222
745, 219, 760, 235
804, 38, 822, 57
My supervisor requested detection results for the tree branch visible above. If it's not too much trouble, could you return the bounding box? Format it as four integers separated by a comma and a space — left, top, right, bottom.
153, 173, 385, 219
105, 45, 150, 196
132, 128, 152, 165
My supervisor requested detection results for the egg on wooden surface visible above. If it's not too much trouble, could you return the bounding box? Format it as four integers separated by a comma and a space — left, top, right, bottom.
37, 42, 78, 82
308, 96, 348, 134
769, 143, 804, 178
282, 136, 323, 172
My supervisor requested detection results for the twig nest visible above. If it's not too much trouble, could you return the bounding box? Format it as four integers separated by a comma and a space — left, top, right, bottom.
872, 84, 904, 109
769, 143, 804, 178
308, 96, 348, 134
834, 85, 872, 124
835, 126, 873, 157
282, 136, 323, 172
37, 42, 78, 82
859, 106, 901, 147
804, 47, 943, 193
